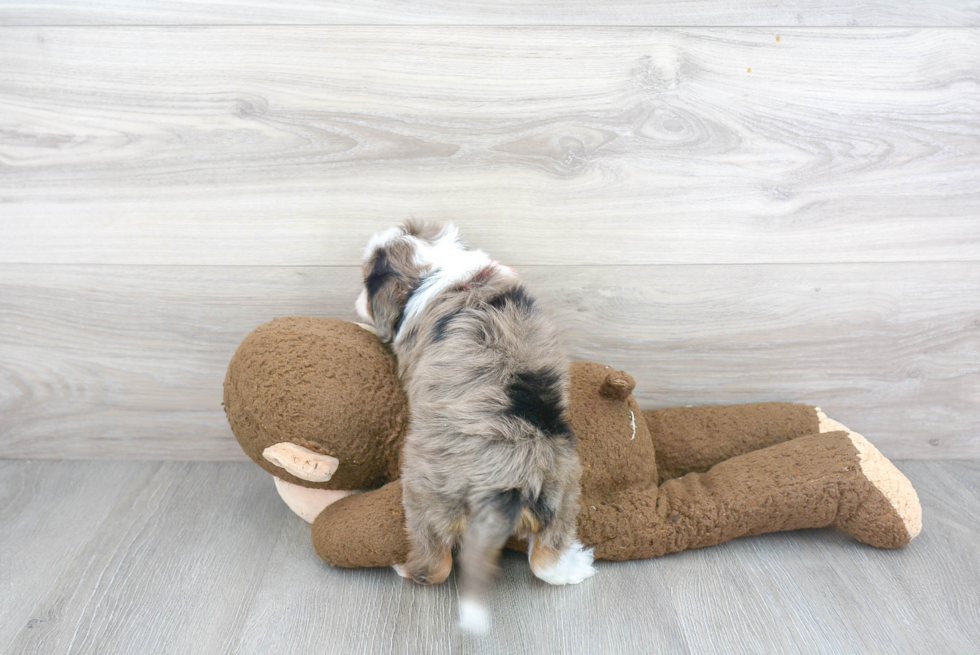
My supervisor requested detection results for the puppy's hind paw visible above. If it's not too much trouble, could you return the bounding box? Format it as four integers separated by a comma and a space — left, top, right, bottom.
533, 541, 596, 586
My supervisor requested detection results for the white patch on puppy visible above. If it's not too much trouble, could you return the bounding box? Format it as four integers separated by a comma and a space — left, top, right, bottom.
355, 288, 372, 324
363, 225, 403, 259
458, 598, 490, 635
396, 225, 493, 341
530, 540, 596, 586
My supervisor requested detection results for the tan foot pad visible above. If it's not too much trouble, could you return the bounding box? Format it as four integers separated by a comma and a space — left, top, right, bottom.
817, 408, 922, 543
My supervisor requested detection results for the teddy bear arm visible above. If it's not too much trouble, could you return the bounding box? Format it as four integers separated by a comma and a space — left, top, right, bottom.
582, 429, 920, 561
642, 402, 822, 483
311, 480, 410, 568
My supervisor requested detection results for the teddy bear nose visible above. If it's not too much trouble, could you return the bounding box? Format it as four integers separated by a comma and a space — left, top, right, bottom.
600, 371, 636, 400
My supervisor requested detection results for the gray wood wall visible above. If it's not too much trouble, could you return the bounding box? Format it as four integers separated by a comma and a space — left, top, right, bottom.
1, 2, 978, 461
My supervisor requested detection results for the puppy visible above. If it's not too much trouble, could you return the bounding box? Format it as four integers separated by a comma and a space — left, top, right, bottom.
356, 221, 595, 633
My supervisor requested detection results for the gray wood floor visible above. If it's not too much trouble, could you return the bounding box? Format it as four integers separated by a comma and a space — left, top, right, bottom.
1, 459, 977, 654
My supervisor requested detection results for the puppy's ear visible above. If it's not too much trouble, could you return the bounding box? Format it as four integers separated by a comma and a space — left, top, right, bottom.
366, 248, 412, 343
370, 279, 410, 343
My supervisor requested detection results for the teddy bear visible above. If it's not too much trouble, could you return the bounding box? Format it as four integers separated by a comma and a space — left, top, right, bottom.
223, 317, 922, 569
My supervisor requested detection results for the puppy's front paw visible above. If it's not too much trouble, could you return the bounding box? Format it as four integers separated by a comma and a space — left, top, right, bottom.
532, 541, 596, 586
392, 564, 410, 579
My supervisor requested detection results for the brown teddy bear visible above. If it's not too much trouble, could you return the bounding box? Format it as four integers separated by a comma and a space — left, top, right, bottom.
224, 317, 921, 568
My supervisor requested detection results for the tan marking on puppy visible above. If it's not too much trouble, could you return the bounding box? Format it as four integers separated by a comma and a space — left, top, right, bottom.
428, 547, 454, 585
519, 507, 542, 534
450, 515, 468, 535
529, 541, 561, 575
398, 545, 453, 585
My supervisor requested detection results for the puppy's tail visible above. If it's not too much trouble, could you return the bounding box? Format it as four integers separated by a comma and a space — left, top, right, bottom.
457, 489, 523, 634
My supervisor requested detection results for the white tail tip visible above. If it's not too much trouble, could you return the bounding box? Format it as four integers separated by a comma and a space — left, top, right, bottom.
458, 598, 489, 634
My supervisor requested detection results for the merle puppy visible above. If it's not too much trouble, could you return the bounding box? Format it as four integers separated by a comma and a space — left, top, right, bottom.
356, 221, 595, 633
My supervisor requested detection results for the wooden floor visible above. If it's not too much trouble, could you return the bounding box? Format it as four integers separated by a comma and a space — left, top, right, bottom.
1, 458, 977, 654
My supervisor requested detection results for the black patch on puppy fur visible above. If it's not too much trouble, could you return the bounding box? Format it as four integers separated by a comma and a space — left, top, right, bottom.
430, 308, 461, 343
524, 490, 555, 530
367, 248, 424, 338
487, 286, 535, 312
365, 248, 393, 299
505, 369, 572, 439
491, 488, 524, 524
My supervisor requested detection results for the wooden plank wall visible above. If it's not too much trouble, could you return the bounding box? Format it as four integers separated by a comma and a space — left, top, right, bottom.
2, 1, 978, 26
1, 3, 978, 460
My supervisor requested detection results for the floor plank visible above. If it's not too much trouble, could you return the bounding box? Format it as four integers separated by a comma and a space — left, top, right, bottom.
3, 462, 288, 655
0, 459, 976, 654
874, 460, 980, 650
1, 1, 977, 26
2, 27, 978, 266
2, 262, 977, 460
0, 461, 161, 643
237, 517, 690, 654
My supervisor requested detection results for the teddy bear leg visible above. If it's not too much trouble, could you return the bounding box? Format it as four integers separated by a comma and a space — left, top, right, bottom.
312, 480, 411, 568
583, 430, 921, 561
643, 402, 822, 483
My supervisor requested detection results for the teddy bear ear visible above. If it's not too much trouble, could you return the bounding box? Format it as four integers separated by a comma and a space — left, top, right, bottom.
600, 371, 636, 400
263, 442, 340, 482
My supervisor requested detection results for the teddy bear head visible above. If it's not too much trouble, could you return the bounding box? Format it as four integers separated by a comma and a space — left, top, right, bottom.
224, 317, 408, 490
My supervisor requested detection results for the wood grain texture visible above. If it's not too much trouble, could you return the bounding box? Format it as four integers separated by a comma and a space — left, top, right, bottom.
1, 262, 977, 460
3, 461, 288, 655
0, 264, 342, 460
661, 459, 980, 654
1, 459, 977, 654
2, 27, 978, 266
0, 461, 160, 643
235, 516, 690, 655
1, 1, 978, 26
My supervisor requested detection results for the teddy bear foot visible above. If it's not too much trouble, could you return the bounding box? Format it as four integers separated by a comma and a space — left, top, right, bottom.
818, 409, 923, 548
